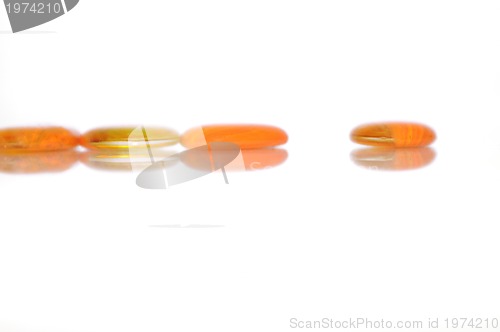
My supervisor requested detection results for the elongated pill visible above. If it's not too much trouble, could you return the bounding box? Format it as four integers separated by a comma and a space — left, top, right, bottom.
181, 124, 288, 149
0, 127, 79, 152
81, 127, 179, 150
350, 122, 436, 147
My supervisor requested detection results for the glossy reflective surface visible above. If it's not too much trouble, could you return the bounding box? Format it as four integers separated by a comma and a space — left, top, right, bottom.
0, 150, 79, 173
351, 147, 436, 171
181, 148, 288, 171
80, 149, 178, 171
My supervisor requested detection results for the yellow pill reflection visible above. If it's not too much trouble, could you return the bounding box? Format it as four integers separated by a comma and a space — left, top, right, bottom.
80, 149, 178, 171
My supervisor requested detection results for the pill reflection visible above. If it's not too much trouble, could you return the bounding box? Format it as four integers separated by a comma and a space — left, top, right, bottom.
181, 148, 288, 171
0, 150, 79, 174
80, 149, 178, 171
350, 147, 436, 171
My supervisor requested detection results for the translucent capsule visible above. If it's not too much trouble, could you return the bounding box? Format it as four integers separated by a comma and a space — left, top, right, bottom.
81, 127, 179, 150
350, 122, 436, 147
181, 124, 288, 149
0, 127, 79, 152
350, 147, 436, 171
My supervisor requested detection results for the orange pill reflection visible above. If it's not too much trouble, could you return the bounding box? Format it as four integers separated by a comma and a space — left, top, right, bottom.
351, 147, 436, 171
0, 127, 79, 152
181, 124, 288, 149
350, 122, 436, 147
181, 148, 288, 172
0, 150, 79, 173
240, 149, 288, 171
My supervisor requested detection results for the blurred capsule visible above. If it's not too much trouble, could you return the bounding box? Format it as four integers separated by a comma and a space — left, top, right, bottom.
351, 147, 436, 171
0, 127, 79, 152
350, 122, 436, 147
81, 126, 179, 150
0, 150, 79, 173
181, 124, 288, 149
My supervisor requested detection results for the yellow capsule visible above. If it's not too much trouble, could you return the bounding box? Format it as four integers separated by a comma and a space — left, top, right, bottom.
350, 122, 436, 147
81, 127, 179, 150
350, 147, 436, 171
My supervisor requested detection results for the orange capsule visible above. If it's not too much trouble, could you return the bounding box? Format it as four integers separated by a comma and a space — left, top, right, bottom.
181, 124, 288, 149
0, 127, 79, 152
350, 147, 436, 171
350, 122, 436, 147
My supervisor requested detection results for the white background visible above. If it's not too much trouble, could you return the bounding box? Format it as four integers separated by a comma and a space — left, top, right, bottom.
1, 1, 500, 331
